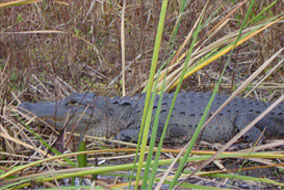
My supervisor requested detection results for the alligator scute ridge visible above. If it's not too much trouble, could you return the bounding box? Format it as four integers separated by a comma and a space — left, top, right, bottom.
18, 92, 284, 144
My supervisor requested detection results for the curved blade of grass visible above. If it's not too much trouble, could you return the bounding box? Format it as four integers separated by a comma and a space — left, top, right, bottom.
153, 2, 208, 189
140, 80, 162, 189
153, 9, 209, 187
142, 63, 168, 189
77, 140, 87, 185
131, 1, 169, 189
168, 0, 187, 47
0, 0, 39, 8
246, 0, 277, 26
144, 0, 188, 88
142, 1, 191, 187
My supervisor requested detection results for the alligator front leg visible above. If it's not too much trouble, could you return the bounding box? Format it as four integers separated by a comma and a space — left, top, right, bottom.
235, 112, 265, 142
115, 129, 146, 143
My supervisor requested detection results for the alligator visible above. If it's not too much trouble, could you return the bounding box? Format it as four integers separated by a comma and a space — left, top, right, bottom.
18, 92, 284, 144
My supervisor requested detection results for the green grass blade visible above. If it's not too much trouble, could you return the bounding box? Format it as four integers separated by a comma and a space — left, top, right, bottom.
143, 71, 168, 189
132, 1, 169, 189
77, 140, 87, 185
77, 141, 87, 168
168, 0, 187, 45
0, 0, 39, 8
142, 1, 189, 187
140, 91, 159, 189
246, 0, 277, 26
168, 2, 208, 188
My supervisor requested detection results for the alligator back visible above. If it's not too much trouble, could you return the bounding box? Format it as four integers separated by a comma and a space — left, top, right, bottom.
113, 92, 284, 143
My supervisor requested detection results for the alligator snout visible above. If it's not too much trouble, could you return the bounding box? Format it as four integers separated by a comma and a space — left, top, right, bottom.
18, 100, 75, 124
18, 102, 39, 115
19, 102, 32, 109
18, 102, 35, 117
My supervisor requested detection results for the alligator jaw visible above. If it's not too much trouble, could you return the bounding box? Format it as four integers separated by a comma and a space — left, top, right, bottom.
18, 100, 69, 127
18, 93, 135, 138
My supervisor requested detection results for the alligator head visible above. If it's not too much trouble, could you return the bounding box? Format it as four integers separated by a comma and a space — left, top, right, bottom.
18, 93, 100, 130
18, 93, 129, 137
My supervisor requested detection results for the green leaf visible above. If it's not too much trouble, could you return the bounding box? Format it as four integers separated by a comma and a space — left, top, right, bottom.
77, 141, 87, 168
16, 13, 23, 23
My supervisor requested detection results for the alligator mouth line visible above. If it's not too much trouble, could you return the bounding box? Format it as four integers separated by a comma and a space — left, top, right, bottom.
38, 116, 67, 122
18, 102, 95, 124
36, 108, 94, 121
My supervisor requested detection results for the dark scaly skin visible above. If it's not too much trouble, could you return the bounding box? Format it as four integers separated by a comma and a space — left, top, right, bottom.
18, 92, 284, 144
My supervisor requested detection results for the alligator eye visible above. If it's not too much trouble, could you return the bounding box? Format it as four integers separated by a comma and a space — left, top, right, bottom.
70, 99, 77, 104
